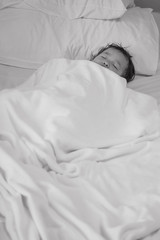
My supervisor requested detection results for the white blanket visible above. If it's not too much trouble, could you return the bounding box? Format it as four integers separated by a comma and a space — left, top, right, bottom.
1, 59, 160, 240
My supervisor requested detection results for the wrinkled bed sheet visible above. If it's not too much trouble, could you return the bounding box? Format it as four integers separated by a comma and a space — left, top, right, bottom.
1, 59, 160, 240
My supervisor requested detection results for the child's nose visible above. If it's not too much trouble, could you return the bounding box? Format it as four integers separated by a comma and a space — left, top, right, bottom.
103, 60, 110, 68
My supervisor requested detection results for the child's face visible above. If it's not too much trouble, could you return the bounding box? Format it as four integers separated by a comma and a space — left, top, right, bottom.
92, 47, 128, 77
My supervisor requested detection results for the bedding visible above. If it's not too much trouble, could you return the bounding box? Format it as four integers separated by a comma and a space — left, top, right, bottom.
1, 2, 160, 240
0, 64, 35, 90
2, 62, 160, 106
0, 5, 158, 75
0, 0, 21, 9
1, 59, 160, 240
129, 62, 160, 104
24, 0, 135, 19
0, 11, 160, 94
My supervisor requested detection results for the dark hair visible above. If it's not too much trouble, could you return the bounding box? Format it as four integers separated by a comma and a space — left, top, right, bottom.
90, 43, 135, 83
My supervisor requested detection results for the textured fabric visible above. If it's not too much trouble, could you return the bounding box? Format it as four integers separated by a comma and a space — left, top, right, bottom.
0, 7, 158, 75
1, 59, 160, 240
24, 0, 128, 20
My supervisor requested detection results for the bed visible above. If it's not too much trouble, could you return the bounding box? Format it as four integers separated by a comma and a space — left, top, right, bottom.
1, 1, 160, 240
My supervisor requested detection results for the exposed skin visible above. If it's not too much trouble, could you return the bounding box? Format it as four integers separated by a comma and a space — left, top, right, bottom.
91, 47, 129, 77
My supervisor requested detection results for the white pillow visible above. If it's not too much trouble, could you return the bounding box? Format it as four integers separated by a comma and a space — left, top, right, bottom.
24, 0, 135, 20
152, 12, 160, 59
0, 8, 66, 68
0, 7, 158, 75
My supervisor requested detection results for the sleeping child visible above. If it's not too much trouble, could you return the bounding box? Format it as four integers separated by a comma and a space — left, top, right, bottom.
90, 43, 135, 83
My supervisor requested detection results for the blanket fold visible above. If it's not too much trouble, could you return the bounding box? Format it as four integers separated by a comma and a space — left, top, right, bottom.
1, 59, 160, 240
1, 59, 160, 174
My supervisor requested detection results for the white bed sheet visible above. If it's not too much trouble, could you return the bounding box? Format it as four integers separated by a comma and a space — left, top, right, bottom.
0, 64, 35, 90
1, 59, 160, 240
129, 62, 160, 104
1, 61, 160, 106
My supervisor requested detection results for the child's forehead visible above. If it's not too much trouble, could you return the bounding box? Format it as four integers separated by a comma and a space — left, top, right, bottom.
103, 47, 127, 60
